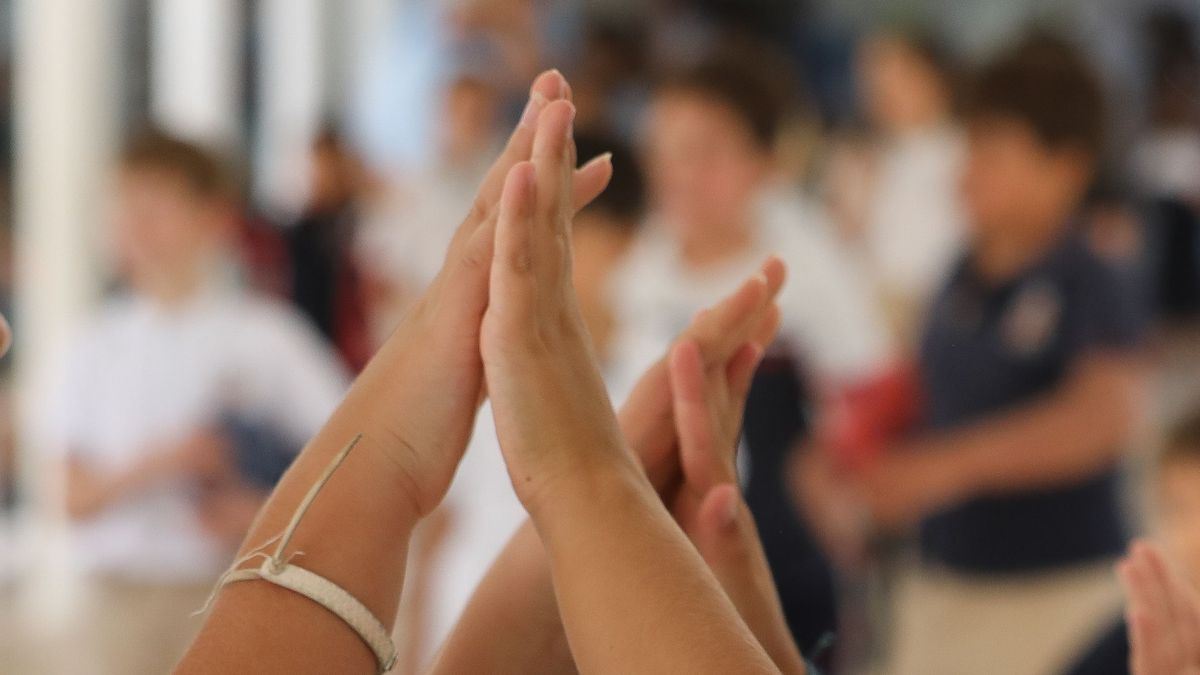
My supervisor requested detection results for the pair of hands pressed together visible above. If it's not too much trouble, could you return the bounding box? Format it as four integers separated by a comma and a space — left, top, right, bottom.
180, 69, 799, 675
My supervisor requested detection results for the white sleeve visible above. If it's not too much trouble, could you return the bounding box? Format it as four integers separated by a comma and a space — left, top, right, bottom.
31, 334, 94, 461
242, 303, 351, 449
778, 222, 895, 386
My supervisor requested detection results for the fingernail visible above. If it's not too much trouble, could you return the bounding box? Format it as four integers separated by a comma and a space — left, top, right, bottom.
520, 92, 549, 128
549, 69, 568, 99
581, 152, 612, 171
565, 103, 576, 140
721, 494, 739, 528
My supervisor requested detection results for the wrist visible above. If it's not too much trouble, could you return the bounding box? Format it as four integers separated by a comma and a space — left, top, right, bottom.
522, 449, 649, 538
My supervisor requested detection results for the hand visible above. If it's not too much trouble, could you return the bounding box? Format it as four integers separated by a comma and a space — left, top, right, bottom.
1119, 541, 1200, 675
617, 258, 785, 495
480, 97, 632, 510
665, 337, 808, 675
348, 70, 613, 516
849, 445, 969, 532
157, 431, 234, 484
197, 482, 268, 545
789, 447, 870, 570
664, 337, 761, 531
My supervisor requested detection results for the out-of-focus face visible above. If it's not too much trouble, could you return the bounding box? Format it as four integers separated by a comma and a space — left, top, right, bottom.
858, 36, 948, 134
112, 168, 227, 296
442, 78, 500, 161
645, 92, 769, 246
1158, 458, 1200, 589
961, 117, 1082, 241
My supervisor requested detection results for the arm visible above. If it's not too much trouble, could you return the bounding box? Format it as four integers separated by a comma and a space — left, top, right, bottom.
478, 101, 778, 674
177, 69, 612, 674
64, 433, 228, 520
856, 353, 1144, 529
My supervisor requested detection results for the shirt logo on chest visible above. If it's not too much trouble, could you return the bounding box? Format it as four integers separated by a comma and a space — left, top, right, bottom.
1001, 281, 1063, 357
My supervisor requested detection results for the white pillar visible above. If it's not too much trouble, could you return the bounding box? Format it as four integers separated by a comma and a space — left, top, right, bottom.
12, 0, 120, 631
254, 0, 324, 217
149, 0, 241, 146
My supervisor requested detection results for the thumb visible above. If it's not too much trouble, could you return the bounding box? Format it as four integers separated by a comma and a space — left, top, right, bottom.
690, 483, 744, 565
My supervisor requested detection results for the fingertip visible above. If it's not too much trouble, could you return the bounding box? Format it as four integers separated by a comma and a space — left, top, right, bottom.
531, 69, 568, 102
701, 483, 741, 531
760, 256, 787, 297
502, 161, 536, 210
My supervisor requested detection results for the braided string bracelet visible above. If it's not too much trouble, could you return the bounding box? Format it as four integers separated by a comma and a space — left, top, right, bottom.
197, 434, 398, 673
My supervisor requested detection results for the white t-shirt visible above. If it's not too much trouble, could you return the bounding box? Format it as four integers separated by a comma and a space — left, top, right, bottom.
861, 125, 966, 309
356, 151, 498, 294
1135, 128, 1200, 201
608, 192, 894, 398
40, 287, 349, 582
417, 404, 526, 663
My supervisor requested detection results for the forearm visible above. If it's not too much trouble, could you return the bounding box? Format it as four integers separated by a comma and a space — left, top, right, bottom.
65, 458, 162, 520
178, 385, 423, 674
926, 380, 1137, 496
707, 506, 807, 675
533, 461, 778, 675
428, 521, 575, 674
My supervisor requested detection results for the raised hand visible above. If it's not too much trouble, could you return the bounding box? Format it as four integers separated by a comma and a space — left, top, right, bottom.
350, 70, 613, 517
479, 79, 779, 675
480, 96, 632, 511
1119, 541, 1200, 675
618, 258, 785, 495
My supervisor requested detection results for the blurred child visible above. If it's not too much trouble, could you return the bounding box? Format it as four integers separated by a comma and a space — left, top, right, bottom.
41, 132, 348, 675
840, 36, 1147, 675
610, 45, 904, 653
287, 128, 373, 371
398, 131, 647, 671
830, 30, 966, 346
356, 72, 504, 342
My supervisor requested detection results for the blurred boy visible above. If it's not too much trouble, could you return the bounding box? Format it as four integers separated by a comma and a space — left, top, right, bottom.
42, 132, 348, 675
400, 131, 647, 671
845, 37, 1146, 675
610, 46, 904, 653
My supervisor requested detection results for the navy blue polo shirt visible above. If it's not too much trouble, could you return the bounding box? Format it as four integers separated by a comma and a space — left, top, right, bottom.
917, 230, 1145, 573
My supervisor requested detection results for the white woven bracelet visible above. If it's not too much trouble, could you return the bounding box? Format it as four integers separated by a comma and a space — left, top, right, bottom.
198, 434, 398, 673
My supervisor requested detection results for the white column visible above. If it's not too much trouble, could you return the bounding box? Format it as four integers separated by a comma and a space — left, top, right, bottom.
12, 0, 120, 631
149, 0, 241, 146
254, 0, 324, 217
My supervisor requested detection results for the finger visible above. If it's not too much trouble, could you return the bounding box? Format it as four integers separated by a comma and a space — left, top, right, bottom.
445, 70, 568, 259
1144, 543, 1200, 660
531, 100, 576, 224
688, 274, 766, 367
689, 257, 788, 368
670, 339, 733, 489
690, 483, 745, 565
479, 70, 568, 209
573, 152, 613, 212
726, 342, 764, 416
490, 162, 538, 319
1138, 543, 1182, 631
751, 303, 782, 351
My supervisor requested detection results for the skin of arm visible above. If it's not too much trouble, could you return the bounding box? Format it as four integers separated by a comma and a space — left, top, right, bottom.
852, 352, 1144, 529
177, 70, 614, 675
477, 99, 779, 674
